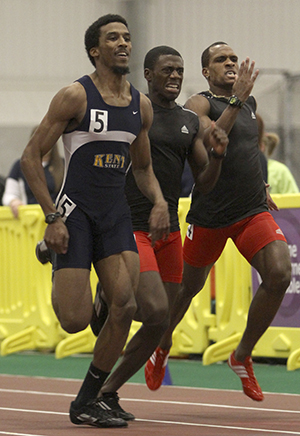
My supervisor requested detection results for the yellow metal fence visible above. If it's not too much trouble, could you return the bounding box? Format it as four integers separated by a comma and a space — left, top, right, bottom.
1, 196, 300, 370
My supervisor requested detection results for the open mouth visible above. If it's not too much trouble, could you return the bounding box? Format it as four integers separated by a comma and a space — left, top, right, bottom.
225, 71, 236, 78
166, 83, 180, 91
116, 51, 128, 58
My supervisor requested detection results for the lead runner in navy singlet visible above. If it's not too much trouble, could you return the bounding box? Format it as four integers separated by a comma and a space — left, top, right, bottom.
148, 42, 291, 402
21, 15, 169, 429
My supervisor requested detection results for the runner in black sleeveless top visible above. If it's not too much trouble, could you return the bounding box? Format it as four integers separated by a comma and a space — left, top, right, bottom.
99, 46, 228, 400
150, 42, 291, 402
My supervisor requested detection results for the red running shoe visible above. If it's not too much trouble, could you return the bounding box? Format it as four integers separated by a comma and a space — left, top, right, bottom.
228, 351, 264, 401
145, 347, 170, 391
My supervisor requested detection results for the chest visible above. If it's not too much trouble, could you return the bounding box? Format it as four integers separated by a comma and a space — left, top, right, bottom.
149, 109, 196, 155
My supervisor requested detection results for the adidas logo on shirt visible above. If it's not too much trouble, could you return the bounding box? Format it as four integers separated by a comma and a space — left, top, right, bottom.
181, 125, 189, 134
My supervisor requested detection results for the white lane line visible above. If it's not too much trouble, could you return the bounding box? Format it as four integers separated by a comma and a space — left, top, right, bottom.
0, 406, 66, 415
0, 408, 299, 435
135, 418, 300, 435
1, 375, 299, 397
0, 432, 47, 436
0, 388, 73, 398
0, 388, 299, 415
125, 397, 300, 414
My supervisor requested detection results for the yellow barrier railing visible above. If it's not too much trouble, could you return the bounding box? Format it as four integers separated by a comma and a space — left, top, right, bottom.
1, 196, 300, 371
0, 201, 213, 359
0, 206, 62, 355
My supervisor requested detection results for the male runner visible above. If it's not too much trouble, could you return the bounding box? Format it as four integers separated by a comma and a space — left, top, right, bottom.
90, 45, 228, 419
145, 42, 291, 402
21, 15, 169, 428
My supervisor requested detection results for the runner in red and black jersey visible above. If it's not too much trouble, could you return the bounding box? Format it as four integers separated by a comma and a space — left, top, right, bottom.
93, 45, 228, 415
147, 42, 291, 402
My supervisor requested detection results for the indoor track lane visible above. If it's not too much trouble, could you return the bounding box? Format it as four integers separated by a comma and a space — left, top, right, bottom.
0, 374, 299, 435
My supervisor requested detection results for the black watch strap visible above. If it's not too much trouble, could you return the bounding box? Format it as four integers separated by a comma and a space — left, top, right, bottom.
45, 212, 61, 224
228, 95, 244, 108
210, 148, 227, 160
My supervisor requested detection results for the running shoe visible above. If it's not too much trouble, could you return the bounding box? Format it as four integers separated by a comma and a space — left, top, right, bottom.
35, 240, 52, 264
90, 282, 108, 336
69, 398, 127, 428
228, 351, 264, 401
145, 346, 170, 391
97, 392, 135, 421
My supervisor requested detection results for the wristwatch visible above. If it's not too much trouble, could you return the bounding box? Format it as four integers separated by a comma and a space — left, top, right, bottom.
228, 95, 244, 108
210, 148, 227, 159
45, 212, 61, 224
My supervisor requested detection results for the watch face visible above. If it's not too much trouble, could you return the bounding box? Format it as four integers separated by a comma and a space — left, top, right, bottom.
46, 215, 55, 224
229, 96, 242, 107
45, 213, 60, 224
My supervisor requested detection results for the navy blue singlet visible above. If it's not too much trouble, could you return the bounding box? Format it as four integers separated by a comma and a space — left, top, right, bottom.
56, 75, 142, 229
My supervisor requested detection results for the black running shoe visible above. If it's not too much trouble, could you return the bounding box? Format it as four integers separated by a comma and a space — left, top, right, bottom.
98, 392, 135, 421
69, 399, 127, 428
35, 240, 52, 264
90, 282, 109, 336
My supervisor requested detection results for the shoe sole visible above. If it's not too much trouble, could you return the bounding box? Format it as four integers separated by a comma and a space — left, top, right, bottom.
70, 413, 127, 428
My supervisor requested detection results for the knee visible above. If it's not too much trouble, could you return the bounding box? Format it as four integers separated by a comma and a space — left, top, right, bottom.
144, 304, 170, 331
110, 295, 137, 325
60, 314, 89, 334
265, 262, 291, 296
57, 304, 91, 334
182, 273, 206, 300
275, 265, 291, 294
179, 281, 202, 305
135, 290, 169, 329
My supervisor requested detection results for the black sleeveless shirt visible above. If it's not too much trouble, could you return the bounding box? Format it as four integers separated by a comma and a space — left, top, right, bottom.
187, 92, 268, 228
126, 101, 199, 232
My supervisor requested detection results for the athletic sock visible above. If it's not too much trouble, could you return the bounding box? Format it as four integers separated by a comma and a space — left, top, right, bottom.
73, 362, 110, 407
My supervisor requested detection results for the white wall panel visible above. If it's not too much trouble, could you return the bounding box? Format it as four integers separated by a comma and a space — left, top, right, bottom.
1, 0, 300, 178
0, 0, 128, 176
134, 0, 300, 103
1, 0, 300, 108
0, 0, 127, 80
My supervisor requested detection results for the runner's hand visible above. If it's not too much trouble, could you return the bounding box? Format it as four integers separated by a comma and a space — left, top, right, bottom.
148, 200, 170, 246
44, 219, 69, 254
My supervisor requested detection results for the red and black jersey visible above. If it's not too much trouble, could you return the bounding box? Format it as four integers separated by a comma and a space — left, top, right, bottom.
187, 92, 267, 228
126, 101, 199, 233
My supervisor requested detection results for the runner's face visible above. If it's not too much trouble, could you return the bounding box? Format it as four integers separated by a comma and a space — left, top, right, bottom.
203, 45, 239, 90
149, 54, 184, 102
94, 22, 132, 70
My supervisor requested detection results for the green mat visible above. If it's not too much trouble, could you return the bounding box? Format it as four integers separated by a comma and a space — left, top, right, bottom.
0, 352, 299, 395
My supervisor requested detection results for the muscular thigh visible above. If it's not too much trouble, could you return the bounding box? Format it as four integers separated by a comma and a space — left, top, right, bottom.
53, 267, 92, 318
135, 231, 159, 274
234, 212, 287, 263
251, 240, 291, 286
95, 251, 140, 307
94, 214, 138, 263
183, 224, 227, 268
53, 207, 93, 271
135, 231, 183, 283
155, 231, 183, 283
